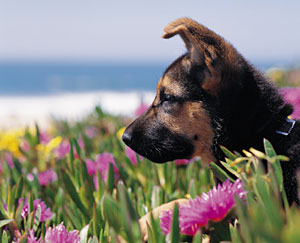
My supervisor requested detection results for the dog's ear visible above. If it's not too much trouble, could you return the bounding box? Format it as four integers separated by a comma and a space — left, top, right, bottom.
163, 18, 238, 95
163, 19, 204, 65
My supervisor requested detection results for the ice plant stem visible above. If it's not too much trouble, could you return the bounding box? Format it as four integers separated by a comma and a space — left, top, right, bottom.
8, 220, 22, 240
209, 221, 231, 243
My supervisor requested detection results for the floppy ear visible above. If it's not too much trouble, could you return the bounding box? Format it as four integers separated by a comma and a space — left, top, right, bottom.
163, 21, 204, 64
163, 18, 237, 94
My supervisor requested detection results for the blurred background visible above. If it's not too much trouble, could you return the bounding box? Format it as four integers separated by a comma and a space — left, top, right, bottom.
0, 0, 300, 128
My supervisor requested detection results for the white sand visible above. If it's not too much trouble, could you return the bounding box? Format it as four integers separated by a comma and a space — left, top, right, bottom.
0, 91, 155, 129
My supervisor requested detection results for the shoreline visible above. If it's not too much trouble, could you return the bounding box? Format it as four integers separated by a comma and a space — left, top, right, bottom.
0, 90, 155, 129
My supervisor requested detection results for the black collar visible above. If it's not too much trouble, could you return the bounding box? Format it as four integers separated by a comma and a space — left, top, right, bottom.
276, 118, 296, 136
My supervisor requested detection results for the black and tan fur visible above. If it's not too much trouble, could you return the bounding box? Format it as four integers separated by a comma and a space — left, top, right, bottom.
122, 18, 300, 207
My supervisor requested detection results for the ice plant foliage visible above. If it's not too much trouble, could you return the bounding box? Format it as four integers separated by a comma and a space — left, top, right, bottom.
86, 152, 119, 189
160, 179, 247, 236
1, 103, 294, 242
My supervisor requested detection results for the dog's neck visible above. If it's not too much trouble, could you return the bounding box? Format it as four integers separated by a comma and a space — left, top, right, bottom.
209, 59, 294, 159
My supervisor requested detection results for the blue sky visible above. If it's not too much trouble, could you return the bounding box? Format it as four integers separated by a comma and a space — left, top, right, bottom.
0, 0, 299, 63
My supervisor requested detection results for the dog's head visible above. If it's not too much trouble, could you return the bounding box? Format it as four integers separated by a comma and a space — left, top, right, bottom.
122, 18, 241, 164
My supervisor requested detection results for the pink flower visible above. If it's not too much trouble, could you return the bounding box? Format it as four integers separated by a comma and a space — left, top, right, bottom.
38, 169, 58, 186
160, 179, 247, 236
21, 140, 30, 152
20, 198, 53, 222
55, 140, 70, 159
33, 199, 53, 222
85, 126, 97, 138
0, 162, 2, 174
78, 137, 85, 150
200, 179, 246, 222
26, 222, 80, 243
280, 87, 300, 119
40, 131, 51, 144
86, 153, 119, 189
27, 173, 34, 182
55, 138, 84, 159
44, 222, 80, 243
135, 103, 149, 116
175, 159, 191, 166
178, 197, 210, 235
159, 210, 173, 235
5, 152, 14, 168
180, 179, 246, 235
96, 153, 119, 181
86, 159, 97, 175
125, 146, 142, 166
27, 229, 43, 243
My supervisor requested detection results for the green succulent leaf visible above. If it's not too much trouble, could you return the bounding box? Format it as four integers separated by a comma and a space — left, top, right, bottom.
171, 203, 179, 243
33, 204, 41, 232
80, 224, 90, 243
0, 219, 14, 228
210, 163, 235, 182
220, 146, 237, 160
61, 169, 89, 219
264, 138, 283, 192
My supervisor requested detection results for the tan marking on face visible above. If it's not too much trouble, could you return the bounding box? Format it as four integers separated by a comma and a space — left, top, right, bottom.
161, 76, 185, 97
153, 78, 163, 105
157, 101, 216, 164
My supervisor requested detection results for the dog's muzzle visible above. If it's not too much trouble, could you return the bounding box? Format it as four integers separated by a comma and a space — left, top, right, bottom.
122, 128, 133, 146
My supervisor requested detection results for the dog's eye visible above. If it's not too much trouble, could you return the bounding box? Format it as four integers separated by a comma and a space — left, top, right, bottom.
161, 94, 175, 104
164, 94, 174, 102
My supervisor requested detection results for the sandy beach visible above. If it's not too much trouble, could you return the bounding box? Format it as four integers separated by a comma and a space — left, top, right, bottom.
0, 91, 155, 129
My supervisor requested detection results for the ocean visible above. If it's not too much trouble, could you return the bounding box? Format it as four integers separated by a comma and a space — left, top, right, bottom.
0, 60, 291, 95
0, 62, 167, 95
0, 60, 294, 128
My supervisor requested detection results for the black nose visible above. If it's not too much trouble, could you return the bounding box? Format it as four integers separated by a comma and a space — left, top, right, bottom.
122, 129, 132, 146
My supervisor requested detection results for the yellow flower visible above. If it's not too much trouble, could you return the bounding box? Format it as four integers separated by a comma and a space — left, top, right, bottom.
36, 136, 62, 159
116, 127, 126, 141
0, 128, 25, 157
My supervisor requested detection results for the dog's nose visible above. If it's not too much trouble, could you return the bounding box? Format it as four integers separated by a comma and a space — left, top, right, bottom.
122, 129, 132, 146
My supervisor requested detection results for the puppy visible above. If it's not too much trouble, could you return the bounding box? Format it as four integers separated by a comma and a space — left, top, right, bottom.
122, 17, 300, 239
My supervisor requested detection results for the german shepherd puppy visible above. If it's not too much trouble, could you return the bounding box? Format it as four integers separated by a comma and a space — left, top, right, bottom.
122, 18, 300, 207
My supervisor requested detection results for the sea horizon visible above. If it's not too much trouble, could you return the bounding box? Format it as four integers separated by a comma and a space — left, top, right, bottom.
1, 59, 299, 96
